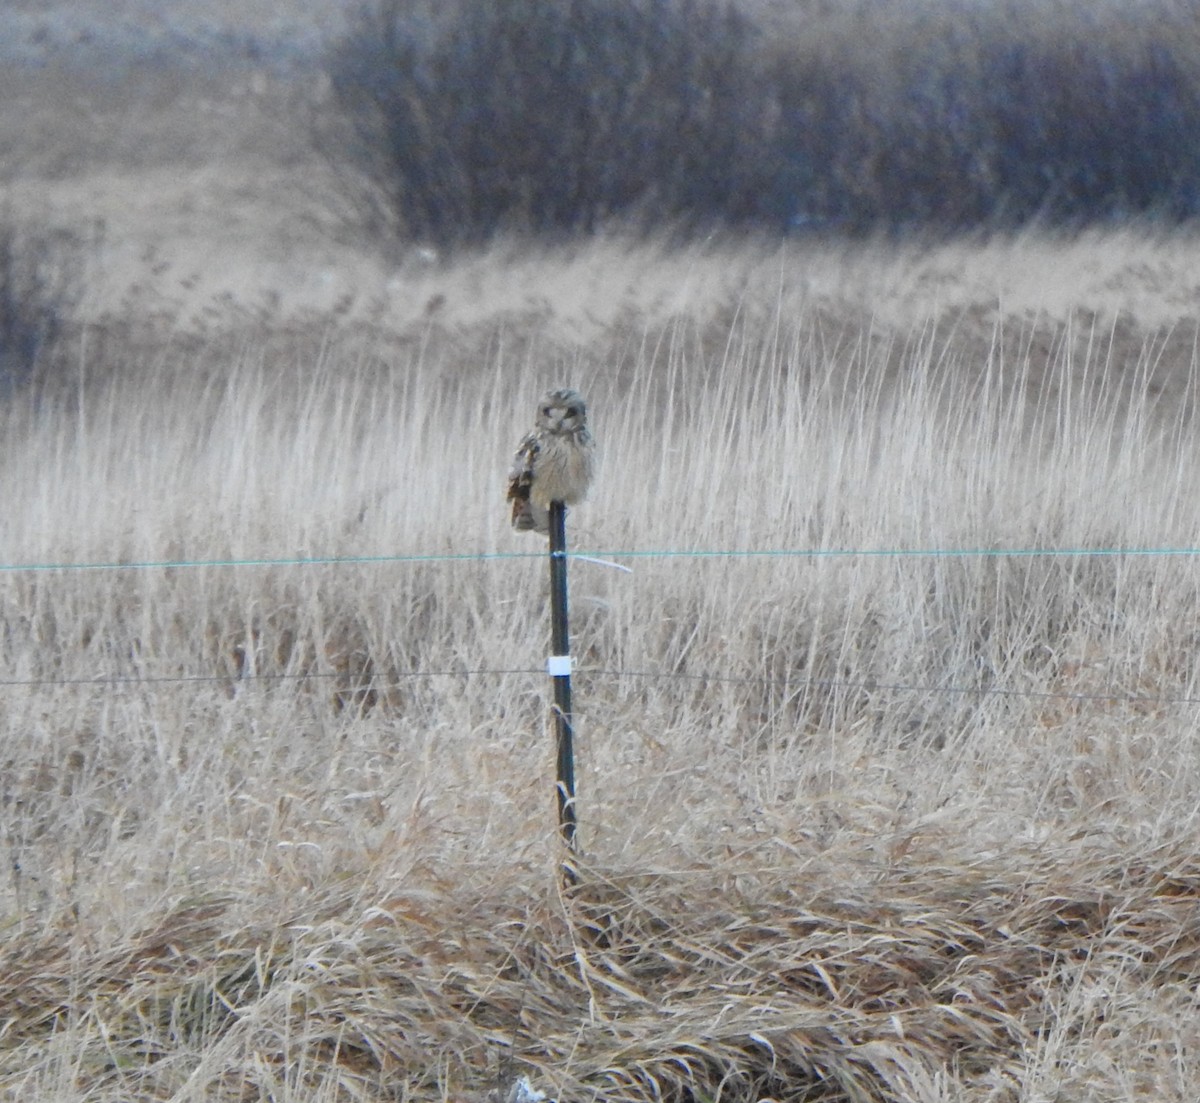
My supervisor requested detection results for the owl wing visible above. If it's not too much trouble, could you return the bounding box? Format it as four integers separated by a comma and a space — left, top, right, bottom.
506, 431, 541, 531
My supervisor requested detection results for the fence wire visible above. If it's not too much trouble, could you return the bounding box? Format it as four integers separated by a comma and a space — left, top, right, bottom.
0, 665, 1194, 710
0, 544, 1195, 708
4, 544, 1200, 573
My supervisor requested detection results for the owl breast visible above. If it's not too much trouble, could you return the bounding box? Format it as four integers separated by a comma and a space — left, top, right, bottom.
531, 432, 595, 507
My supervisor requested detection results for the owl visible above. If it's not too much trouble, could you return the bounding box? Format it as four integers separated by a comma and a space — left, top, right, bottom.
507, 387, 597, 534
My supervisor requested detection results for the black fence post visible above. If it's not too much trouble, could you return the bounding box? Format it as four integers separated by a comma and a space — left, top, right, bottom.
547, 501, 577, 860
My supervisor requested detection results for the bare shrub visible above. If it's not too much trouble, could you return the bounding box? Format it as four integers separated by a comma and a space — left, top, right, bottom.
323, 0, 1200, 244
324, 0, 784, 246
0, 222, 81, 393
772, 2, 1200, 233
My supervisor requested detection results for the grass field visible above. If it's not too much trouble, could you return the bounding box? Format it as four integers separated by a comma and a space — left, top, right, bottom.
6, 6, 1200, 1101
4, 230, 1200, 1101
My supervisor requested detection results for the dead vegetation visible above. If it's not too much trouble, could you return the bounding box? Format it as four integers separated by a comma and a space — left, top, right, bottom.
6, 16, 1200, 1093
0, 240, 1199, 1098
4, 836, 1200, 1101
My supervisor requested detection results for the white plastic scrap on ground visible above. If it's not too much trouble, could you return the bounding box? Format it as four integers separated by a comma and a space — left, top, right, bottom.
506, 1076, 550, 1103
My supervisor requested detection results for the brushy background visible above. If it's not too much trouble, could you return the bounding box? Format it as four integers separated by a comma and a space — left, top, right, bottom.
5, 2, 1200, 1101
324, 0, 1200, 243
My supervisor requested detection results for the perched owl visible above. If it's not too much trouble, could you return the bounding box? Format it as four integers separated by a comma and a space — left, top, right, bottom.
507, 387, 596, 534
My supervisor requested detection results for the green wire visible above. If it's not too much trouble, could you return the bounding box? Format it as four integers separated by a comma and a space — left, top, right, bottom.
1, 546, 1198, 573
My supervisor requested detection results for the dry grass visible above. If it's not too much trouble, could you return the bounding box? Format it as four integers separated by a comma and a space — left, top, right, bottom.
6, 841, 1200, 1102
2, 230, 1200, 1100
7, 9, 1200, 1099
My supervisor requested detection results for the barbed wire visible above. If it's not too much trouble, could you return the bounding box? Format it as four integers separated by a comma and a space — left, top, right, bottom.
0, 546, 1195, 709
1, 664, 1194, 709
0, 668, 537, 689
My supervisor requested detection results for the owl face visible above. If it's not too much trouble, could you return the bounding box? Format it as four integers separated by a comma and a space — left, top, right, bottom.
536, 388, 588, 435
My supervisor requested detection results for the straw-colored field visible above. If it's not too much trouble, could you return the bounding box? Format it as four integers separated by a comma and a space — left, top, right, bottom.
6, 16, 1200, 1103
5, 229, 1200, 1101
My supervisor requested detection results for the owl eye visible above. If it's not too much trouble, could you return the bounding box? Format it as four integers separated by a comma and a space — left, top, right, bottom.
541, 406, 552, 417
565, 406, 579, 417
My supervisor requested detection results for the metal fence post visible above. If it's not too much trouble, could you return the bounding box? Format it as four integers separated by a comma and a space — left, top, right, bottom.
547, 501, 577, 859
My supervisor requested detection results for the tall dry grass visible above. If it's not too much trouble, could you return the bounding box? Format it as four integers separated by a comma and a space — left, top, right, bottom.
3, 234, 1200, 1100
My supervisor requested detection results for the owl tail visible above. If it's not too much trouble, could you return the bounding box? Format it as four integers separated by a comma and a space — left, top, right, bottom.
511, 500, 537, 530
511, 498, 550, 534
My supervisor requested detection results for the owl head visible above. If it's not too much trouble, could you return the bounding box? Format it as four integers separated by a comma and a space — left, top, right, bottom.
536, 388, 588, 434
